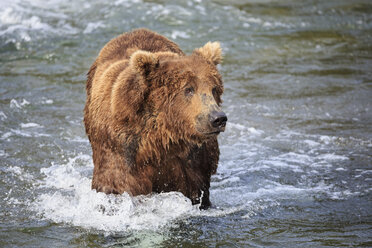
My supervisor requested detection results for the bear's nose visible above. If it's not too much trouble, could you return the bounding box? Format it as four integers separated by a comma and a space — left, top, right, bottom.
210, 111, 227, 128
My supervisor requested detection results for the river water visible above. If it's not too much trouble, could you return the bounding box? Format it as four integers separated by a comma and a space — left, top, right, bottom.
1, 0, 371, 247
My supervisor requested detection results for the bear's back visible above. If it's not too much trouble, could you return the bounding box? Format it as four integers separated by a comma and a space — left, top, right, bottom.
97, 29, 185, 66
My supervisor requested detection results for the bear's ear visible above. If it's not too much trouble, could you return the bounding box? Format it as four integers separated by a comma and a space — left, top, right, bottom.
129, 50, 159, 77
195, 42, 222, 65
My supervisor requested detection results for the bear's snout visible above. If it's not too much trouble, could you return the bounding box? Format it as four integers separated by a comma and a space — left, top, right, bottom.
209, 110, 227, 129
196, 94, 227, 135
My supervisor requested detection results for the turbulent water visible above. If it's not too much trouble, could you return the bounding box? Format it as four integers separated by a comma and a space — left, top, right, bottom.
1, 0, 371, 247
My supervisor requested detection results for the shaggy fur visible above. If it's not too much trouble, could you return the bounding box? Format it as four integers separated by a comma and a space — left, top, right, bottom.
84, 28, 225, 209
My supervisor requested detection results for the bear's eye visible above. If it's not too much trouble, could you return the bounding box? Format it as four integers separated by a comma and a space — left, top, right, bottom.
212, 87, 222, 105
184, 87, 194, 97
212, 87, 218, 97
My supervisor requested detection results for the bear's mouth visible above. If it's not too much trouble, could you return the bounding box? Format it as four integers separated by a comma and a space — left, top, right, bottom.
206, 131, 221, 135
201, 126, 226, 136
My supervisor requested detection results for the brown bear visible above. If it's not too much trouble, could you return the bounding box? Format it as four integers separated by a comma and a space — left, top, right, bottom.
84, 28, 227, 209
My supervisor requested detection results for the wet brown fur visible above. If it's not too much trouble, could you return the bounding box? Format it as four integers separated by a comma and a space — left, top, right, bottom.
84, 28, 224, 208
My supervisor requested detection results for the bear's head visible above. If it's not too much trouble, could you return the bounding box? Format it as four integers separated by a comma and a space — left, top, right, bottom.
112, 42, 227, 155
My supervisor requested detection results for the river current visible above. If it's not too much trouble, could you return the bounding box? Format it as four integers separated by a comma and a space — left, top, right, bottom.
1, 0, 371, 247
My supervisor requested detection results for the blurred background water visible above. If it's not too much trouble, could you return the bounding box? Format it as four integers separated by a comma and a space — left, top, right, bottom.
0, 0, 371, 247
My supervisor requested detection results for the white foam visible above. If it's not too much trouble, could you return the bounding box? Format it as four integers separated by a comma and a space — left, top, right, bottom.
304, 139, 320, 147
32, 154, 199, 232
360, 170, 372, 175
5, 166, 22, 175
329, 190, 360, 200
0, 111, 7, 120
20, 122, 42, 128
4, 166, 33, 181
169, 30, 190, 40
263, 160, 303, 172
40, 162, 89, 190
0, 150, 7, 157
10, 99, 21, 109
247, 127, 264, 135
195, 5, 206, 15
22, 15, 51, 30
9, 128, 50, 138
1, 132, 12, 140
83, 22, 105, 34
9, 99, 29, 109
0, 2, 79, 39
276, 152, 313, 165
229, 122, 245, 131
41, 99, 53, 105
10, 128, 32, 137
228, 123, 264, 136
246, 17, 262, 24
317, 153, 349, 161
245, 164, 271, 172
114, 0, 142, 6
310, 161, 332, 168
0, 7, 21, 25
319, 135, 334, 144
34, 183, 198, 232
67, 136, 89, 143
0, 11, 53, 38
